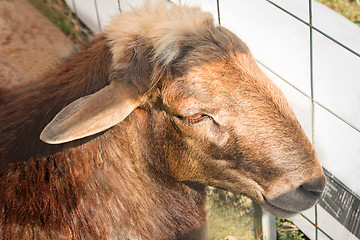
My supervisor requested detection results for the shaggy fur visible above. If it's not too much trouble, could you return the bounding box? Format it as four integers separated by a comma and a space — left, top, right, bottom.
0, 2, 325, 239
0, 0, 74, 89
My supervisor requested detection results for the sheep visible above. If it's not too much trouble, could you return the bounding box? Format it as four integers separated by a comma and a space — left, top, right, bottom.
0, 2, 325, 239
0, 0, 74, 89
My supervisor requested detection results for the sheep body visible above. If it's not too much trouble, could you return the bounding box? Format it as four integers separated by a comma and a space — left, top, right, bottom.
0, 0, 74, 89
0, 31, 204, 240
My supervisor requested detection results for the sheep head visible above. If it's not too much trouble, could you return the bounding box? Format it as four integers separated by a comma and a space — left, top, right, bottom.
40, 2, 324, 218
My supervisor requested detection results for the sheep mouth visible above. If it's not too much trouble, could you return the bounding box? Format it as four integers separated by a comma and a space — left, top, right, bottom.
256, 184, 322, 218
260, 197, 299, 218
247, 189, 299, 218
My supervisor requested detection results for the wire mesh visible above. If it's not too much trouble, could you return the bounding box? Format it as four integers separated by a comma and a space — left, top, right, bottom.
263, 1, 360, 239
94, 0, 101, 32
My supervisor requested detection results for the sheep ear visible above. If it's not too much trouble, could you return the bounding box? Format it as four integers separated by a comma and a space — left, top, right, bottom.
40, 81, 144, 144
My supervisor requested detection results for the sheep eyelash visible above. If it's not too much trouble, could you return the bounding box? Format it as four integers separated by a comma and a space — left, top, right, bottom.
177, 113, 209, 124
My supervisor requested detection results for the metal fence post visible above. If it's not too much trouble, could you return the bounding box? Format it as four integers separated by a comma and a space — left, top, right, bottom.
254, 202, 277, 240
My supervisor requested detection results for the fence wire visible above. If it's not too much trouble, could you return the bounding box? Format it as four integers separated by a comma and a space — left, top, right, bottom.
263, 1, 360, 240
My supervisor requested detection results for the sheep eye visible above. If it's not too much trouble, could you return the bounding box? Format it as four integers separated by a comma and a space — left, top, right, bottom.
182, 113, 208, 124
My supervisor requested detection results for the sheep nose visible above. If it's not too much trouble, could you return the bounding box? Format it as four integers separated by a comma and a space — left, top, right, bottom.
300, 176, 326, 197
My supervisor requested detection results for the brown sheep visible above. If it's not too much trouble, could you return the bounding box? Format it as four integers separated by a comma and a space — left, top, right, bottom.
0, 2, 325, 239
0, 0, 74, 89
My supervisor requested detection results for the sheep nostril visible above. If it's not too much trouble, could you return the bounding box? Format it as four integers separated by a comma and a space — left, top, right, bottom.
300, 176, 326, 197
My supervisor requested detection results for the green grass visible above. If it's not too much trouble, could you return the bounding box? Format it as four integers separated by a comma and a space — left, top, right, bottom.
317, 0, 360, 26
276, 219, 309, 240
28, 0, 91, 48
206, 188, 254, 240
